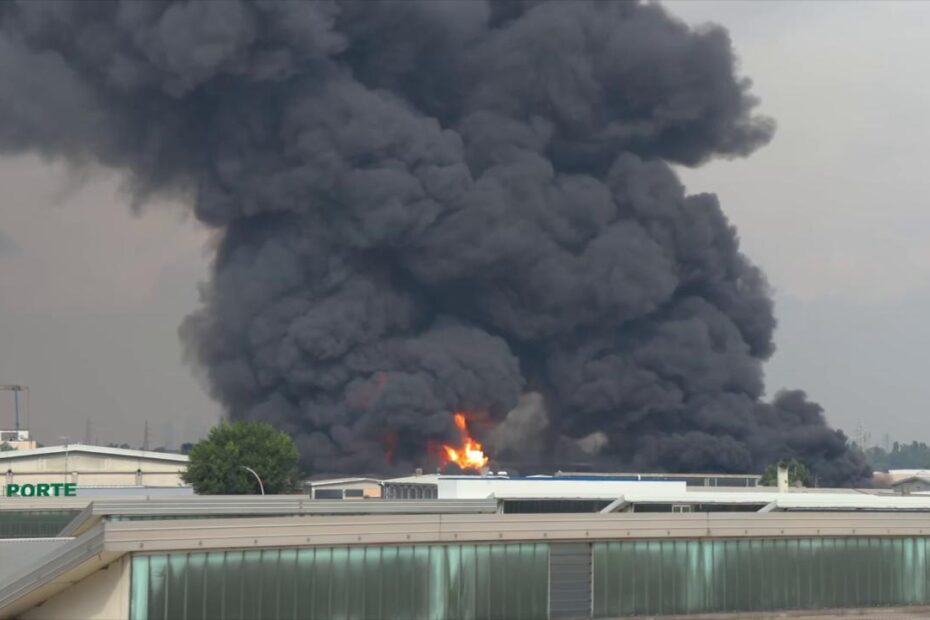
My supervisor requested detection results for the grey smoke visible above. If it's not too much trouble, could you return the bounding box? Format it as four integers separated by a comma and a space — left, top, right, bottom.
486, 392, 549, 462
487, 393, 607, 465
0, 0, 869, 484
576, 432, 609, 457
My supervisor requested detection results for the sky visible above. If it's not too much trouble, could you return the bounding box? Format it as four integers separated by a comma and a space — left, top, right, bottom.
668, 0, 930, 448
0, 1, 928, 450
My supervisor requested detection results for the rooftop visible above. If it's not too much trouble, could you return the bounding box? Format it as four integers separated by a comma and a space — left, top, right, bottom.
58, 496, 499, 537
5, 506, 930, 619
0, 443, 188, 463
891, 475, 930, 486
307, 477, 383, 487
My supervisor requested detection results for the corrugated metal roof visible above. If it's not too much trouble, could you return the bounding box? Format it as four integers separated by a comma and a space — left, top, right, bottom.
0, 443, 188, 463
307, 477, 383, 487
555, 471, 762, 480
166, 511, 930, 545
613, 488, 930, 511
385, 472, 763, 483
0, 498, 92, 512
383, 474, 441, 485
0, 522, 109, 619
59, 496, 500, 537
438, 477, 684, 499
9, 510, 930, 618
0, 538, 73, 583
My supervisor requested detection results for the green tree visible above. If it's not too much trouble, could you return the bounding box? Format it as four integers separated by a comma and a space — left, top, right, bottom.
863, 440, 930, 472
182, 421, 300, 494
760, 459, 813, 488
0, 442, 15, 452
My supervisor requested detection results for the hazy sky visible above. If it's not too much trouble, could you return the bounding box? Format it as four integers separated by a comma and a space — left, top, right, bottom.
1, 1, 928, 449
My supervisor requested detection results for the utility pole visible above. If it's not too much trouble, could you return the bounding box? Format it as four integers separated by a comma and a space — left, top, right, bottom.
84, 419, 92, 445
142, 420, 150, 451
60, 436, 70, 485
854, 421, 864, 449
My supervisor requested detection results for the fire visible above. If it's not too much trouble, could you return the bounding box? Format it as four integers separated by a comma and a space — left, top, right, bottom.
441, 412, 488, 470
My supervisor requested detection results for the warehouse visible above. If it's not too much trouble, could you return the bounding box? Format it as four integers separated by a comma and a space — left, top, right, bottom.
306, 477, 383, 499
0, 444, 189, 493
380, 472, 925, 515
379, 471, 760, 502
6, 489, 930, 618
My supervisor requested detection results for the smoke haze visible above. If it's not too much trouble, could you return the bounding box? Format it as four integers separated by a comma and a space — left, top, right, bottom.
0, 0, 869, 484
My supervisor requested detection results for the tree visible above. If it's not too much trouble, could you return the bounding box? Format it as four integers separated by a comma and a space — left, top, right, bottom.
182, 421, 300, 494
761, 459, 813, 488
862, 440, 930, 472
0, 442, 15, 452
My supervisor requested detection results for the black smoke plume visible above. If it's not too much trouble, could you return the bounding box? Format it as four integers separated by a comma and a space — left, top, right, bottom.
0, 1, 870, 484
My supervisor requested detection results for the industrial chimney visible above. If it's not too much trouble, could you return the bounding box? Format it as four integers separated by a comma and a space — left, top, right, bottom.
777, 462, 790, 493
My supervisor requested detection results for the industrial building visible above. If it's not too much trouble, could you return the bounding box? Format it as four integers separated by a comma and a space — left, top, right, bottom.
891, 474, 930, 495
0, 444, 191, 496
0, 431, 35, 452
379, 471, 760, 501
306, 477, 383, 499
378, 472, 929, 515
5, 478, 930, 618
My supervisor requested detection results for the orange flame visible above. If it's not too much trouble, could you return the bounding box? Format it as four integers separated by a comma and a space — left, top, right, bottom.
441, 412, 488, 470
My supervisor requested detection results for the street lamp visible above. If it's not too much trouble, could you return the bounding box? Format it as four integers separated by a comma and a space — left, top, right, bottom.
240, 465, 265, 495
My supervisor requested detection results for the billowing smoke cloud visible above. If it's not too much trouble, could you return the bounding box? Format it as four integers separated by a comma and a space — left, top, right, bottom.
0, 0, 870, 484
485, 392, 550, 463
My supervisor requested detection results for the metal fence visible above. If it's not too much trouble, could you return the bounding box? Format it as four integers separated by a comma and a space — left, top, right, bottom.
0, 510, 78, 538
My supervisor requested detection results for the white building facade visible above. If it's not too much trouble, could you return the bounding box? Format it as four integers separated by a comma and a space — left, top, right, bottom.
0, 444, 189, 494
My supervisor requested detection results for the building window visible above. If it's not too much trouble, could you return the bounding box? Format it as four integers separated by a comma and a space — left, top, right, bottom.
131, 543, 549, 620
593, 536, 930, 616
671, 504, 693, 513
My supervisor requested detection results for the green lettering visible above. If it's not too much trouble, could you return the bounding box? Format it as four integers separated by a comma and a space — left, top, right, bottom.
4, 482, 78, 497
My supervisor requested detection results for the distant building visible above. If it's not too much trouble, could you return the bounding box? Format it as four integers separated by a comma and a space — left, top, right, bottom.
0, 430, 36, 451
891, 475, 930, 495
382, 472, 440, 500
0, 443, 189, 495
379, 471, 920, 514
307, 477, 382, 499
889, 469, 930, 482
383, 472, 761, 509
555, 471, 761, 487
